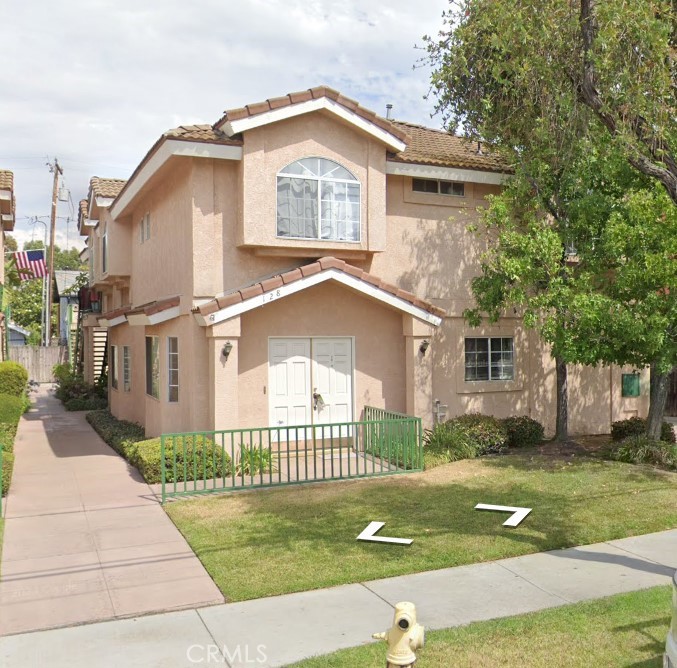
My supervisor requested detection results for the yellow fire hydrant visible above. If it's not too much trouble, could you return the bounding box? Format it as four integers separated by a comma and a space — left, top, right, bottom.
372, 601, 425, 667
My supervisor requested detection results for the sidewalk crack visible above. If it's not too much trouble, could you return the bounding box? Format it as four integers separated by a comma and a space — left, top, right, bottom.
196, 609, 231, 667
359, 582, 396, 609
495, 561, 572, 604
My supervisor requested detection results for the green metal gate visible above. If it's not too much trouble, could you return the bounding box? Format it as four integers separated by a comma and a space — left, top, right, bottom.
160, 408, 422, 503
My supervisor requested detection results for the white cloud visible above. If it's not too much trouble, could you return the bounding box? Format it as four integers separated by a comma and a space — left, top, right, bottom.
1, 0, 449, 248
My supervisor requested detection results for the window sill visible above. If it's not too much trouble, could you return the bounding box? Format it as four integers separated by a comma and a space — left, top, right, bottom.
456, 380, 523, 394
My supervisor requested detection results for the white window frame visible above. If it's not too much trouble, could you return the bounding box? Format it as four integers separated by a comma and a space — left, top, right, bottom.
140, 212, 150, 243
102, 232, 108, 274
464, 337, 514, 382
276, 157, 361, 242
110, 344, 118, 390
123, 345, 131, 392
145, 335, 159, 399
167, 336, 178, 403
413, 177, 465, 197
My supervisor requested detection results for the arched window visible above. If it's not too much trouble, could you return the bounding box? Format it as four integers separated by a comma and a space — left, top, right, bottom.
277, 158, 361, 242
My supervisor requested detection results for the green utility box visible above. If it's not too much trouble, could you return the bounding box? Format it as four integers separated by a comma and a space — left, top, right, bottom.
621, 373, 641, 397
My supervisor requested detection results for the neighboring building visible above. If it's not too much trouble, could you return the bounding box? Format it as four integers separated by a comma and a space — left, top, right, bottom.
8, 322, 30, 346
53, 269, 84, 362
81, 86, 648, 438
0, 170, 15, 360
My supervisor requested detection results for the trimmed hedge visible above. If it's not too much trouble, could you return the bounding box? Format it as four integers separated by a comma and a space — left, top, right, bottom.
128, 436, 233, 484
2, 451, 14, 497
423, 413, 545, 469
0, 361, 28, 397
611, 417, 676, 444
0, 394, 28, 425
64, 396, 108, 412
0, 423, 17, 454
503, 415, 545, 448
611, 435, 677, 471
86, 410, 145, 458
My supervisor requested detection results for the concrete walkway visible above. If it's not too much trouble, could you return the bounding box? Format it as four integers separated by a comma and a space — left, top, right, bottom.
0, 387, 223, 636
1, 526, 675, 667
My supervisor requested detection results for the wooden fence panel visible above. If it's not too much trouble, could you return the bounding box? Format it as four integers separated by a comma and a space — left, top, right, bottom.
8, 346, 67, 382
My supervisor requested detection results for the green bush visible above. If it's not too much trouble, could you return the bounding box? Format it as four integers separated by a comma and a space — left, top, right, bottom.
611, 417, 676, 443
2, 450, 14, 497
502, 416, 545, 448
129, 435, 233, 484
364, 422, 422, 470
0, 394, 27, 425
236, 444, 276, 477
611, 435, 677, 471
52, 363, 72, 385
424, 422, 478, 468
86, 410, 145, 458
0, 361, 28, 397
0, 423, 17, 453
64, 396, 108, 411
446, 413, 508, 455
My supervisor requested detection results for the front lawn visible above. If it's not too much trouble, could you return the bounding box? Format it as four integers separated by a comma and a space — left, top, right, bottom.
165, 453, 677, 602
289, 585, 672, 667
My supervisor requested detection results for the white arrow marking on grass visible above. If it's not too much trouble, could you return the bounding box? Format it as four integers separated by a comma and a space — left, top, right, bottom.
357, 521, 413, 545
475, 504, 532, 527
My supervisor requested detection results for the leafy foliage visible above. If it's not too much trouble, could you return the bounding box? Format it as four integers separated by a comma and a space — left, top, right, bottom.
131, 435, 233, 484
85, 410, 145, 458
611, 417, 676, 444
235, 444, 274, 477
0, 394, 28, 424
1, 451, 14, 497
53, 363, 106, 410
611, 436, 677, 471
502, 416, 545, 448
0, 361, 28, 396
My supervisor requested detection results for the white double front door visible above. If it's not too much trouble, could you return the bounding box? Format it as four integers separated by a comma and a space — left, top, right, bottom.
268, 337, 353, 429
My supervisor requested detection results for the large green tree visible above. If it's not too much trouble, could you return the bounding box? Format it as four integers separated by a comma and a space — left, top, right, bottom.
426, 0, 676, 439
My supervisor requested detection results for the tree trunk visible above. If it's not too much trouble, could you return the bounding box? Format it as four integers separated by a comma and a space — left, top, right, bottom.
647, 363, 671, 439
555, 356, 568, 441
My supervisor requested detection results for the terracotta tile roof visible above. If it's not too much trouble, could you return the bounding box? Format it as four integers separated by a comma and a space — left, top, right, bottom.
389, 121, 511, 173
0, 170, 13, 190
164, 124, 242, 145
100, 305, 131, 321
214, 86, 410, 144
78, 199, 88, 221
127, 295, 180, 317
195, 257, 445, 319
90, 177, 127, 199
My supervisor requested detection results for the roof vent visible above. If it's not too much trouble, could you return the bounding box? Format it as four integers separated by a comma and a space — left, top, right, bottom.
386, 104, 393, 120
476, 141, 483, 155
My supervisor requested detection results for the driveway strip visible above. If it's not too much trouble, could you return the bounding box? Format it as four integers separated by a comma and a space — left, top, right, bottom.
0, 387, 224, 636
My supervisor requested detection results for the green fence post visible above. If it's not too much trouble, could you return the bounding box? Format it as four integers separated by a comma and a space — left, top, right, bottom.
160, 435, 166, 505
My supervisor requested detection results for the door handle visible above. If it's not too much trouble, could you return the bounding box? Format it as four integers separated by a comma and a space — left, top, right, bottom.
313, 390, 325, 412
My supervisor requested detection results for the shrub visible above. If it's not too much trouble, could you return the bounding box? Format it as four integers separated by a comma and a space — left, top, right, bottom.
364, 422, 422, 470
611, 417, 676, 443
52, 363, 72, 385
0, 361, 28, 397
445, 413, 508, 455
129, 435, 233, 484
502, 416, 545, 448
423, 422, 478, 468
2, 450, 14, 496
86, 410, 145, 458
0, 394, 27, 425
236, 444, 276, 477
611, 435, 677, 471
0, 423, 17, 453
64, 396, 108, 412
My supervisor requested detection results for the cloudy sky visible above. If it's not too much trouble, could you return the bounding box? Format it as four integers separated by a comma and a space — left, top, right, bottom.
1, 0, 450, 252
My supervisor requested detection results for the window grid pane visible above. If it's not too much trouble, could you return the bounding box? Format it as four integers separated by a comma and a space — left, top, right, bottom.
123, 346, 131, 392
277, 159, 360, 241
168, 337, 179, 403
465, 337, 514, 381
146, 336, 159, 399
110, 345, 118, 390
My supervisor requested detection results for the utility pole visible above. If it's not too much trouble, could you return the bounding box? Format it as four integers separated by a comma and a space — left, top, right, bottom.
46, 158, 62, 345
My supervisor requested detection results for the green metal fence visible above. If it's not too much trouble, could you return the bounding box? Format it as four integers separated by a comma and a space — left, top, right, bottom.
0, 439, 3, 516
160, 409, 422, 502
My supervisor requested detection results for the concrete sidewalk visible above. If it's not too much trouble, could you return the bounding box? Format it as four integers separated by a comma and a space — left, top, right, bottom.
1, 527, 675, 667
0, 387, 223, 636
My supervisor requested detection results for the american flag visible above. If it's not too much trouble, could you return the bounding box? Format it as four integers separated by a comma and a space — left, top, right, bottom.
13, 250, 47, 280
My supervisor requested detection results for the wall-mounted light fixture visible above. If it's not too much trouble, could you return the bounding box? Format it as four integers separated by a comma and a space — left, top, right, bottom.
222, 341, 233, 360
419, 339, 430, 356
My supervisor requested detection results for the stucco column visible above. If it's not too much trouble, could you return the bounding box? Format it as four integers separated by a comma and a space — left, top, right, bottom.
403, 315, 434, 428
206, 317, 241, 432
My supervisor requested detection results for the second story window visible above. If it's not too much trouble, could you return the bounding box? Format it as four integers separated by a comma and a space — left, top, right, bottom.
413, 178, 465, 197
140, 212, 151, 243
277, 158, 361, 242
102, 232, 108, 274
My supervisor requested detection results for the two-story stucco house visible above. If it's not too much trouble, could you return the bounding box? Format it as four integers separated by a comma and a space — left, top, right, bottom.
79, 86, 648, 438
0, 170, 15, 359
